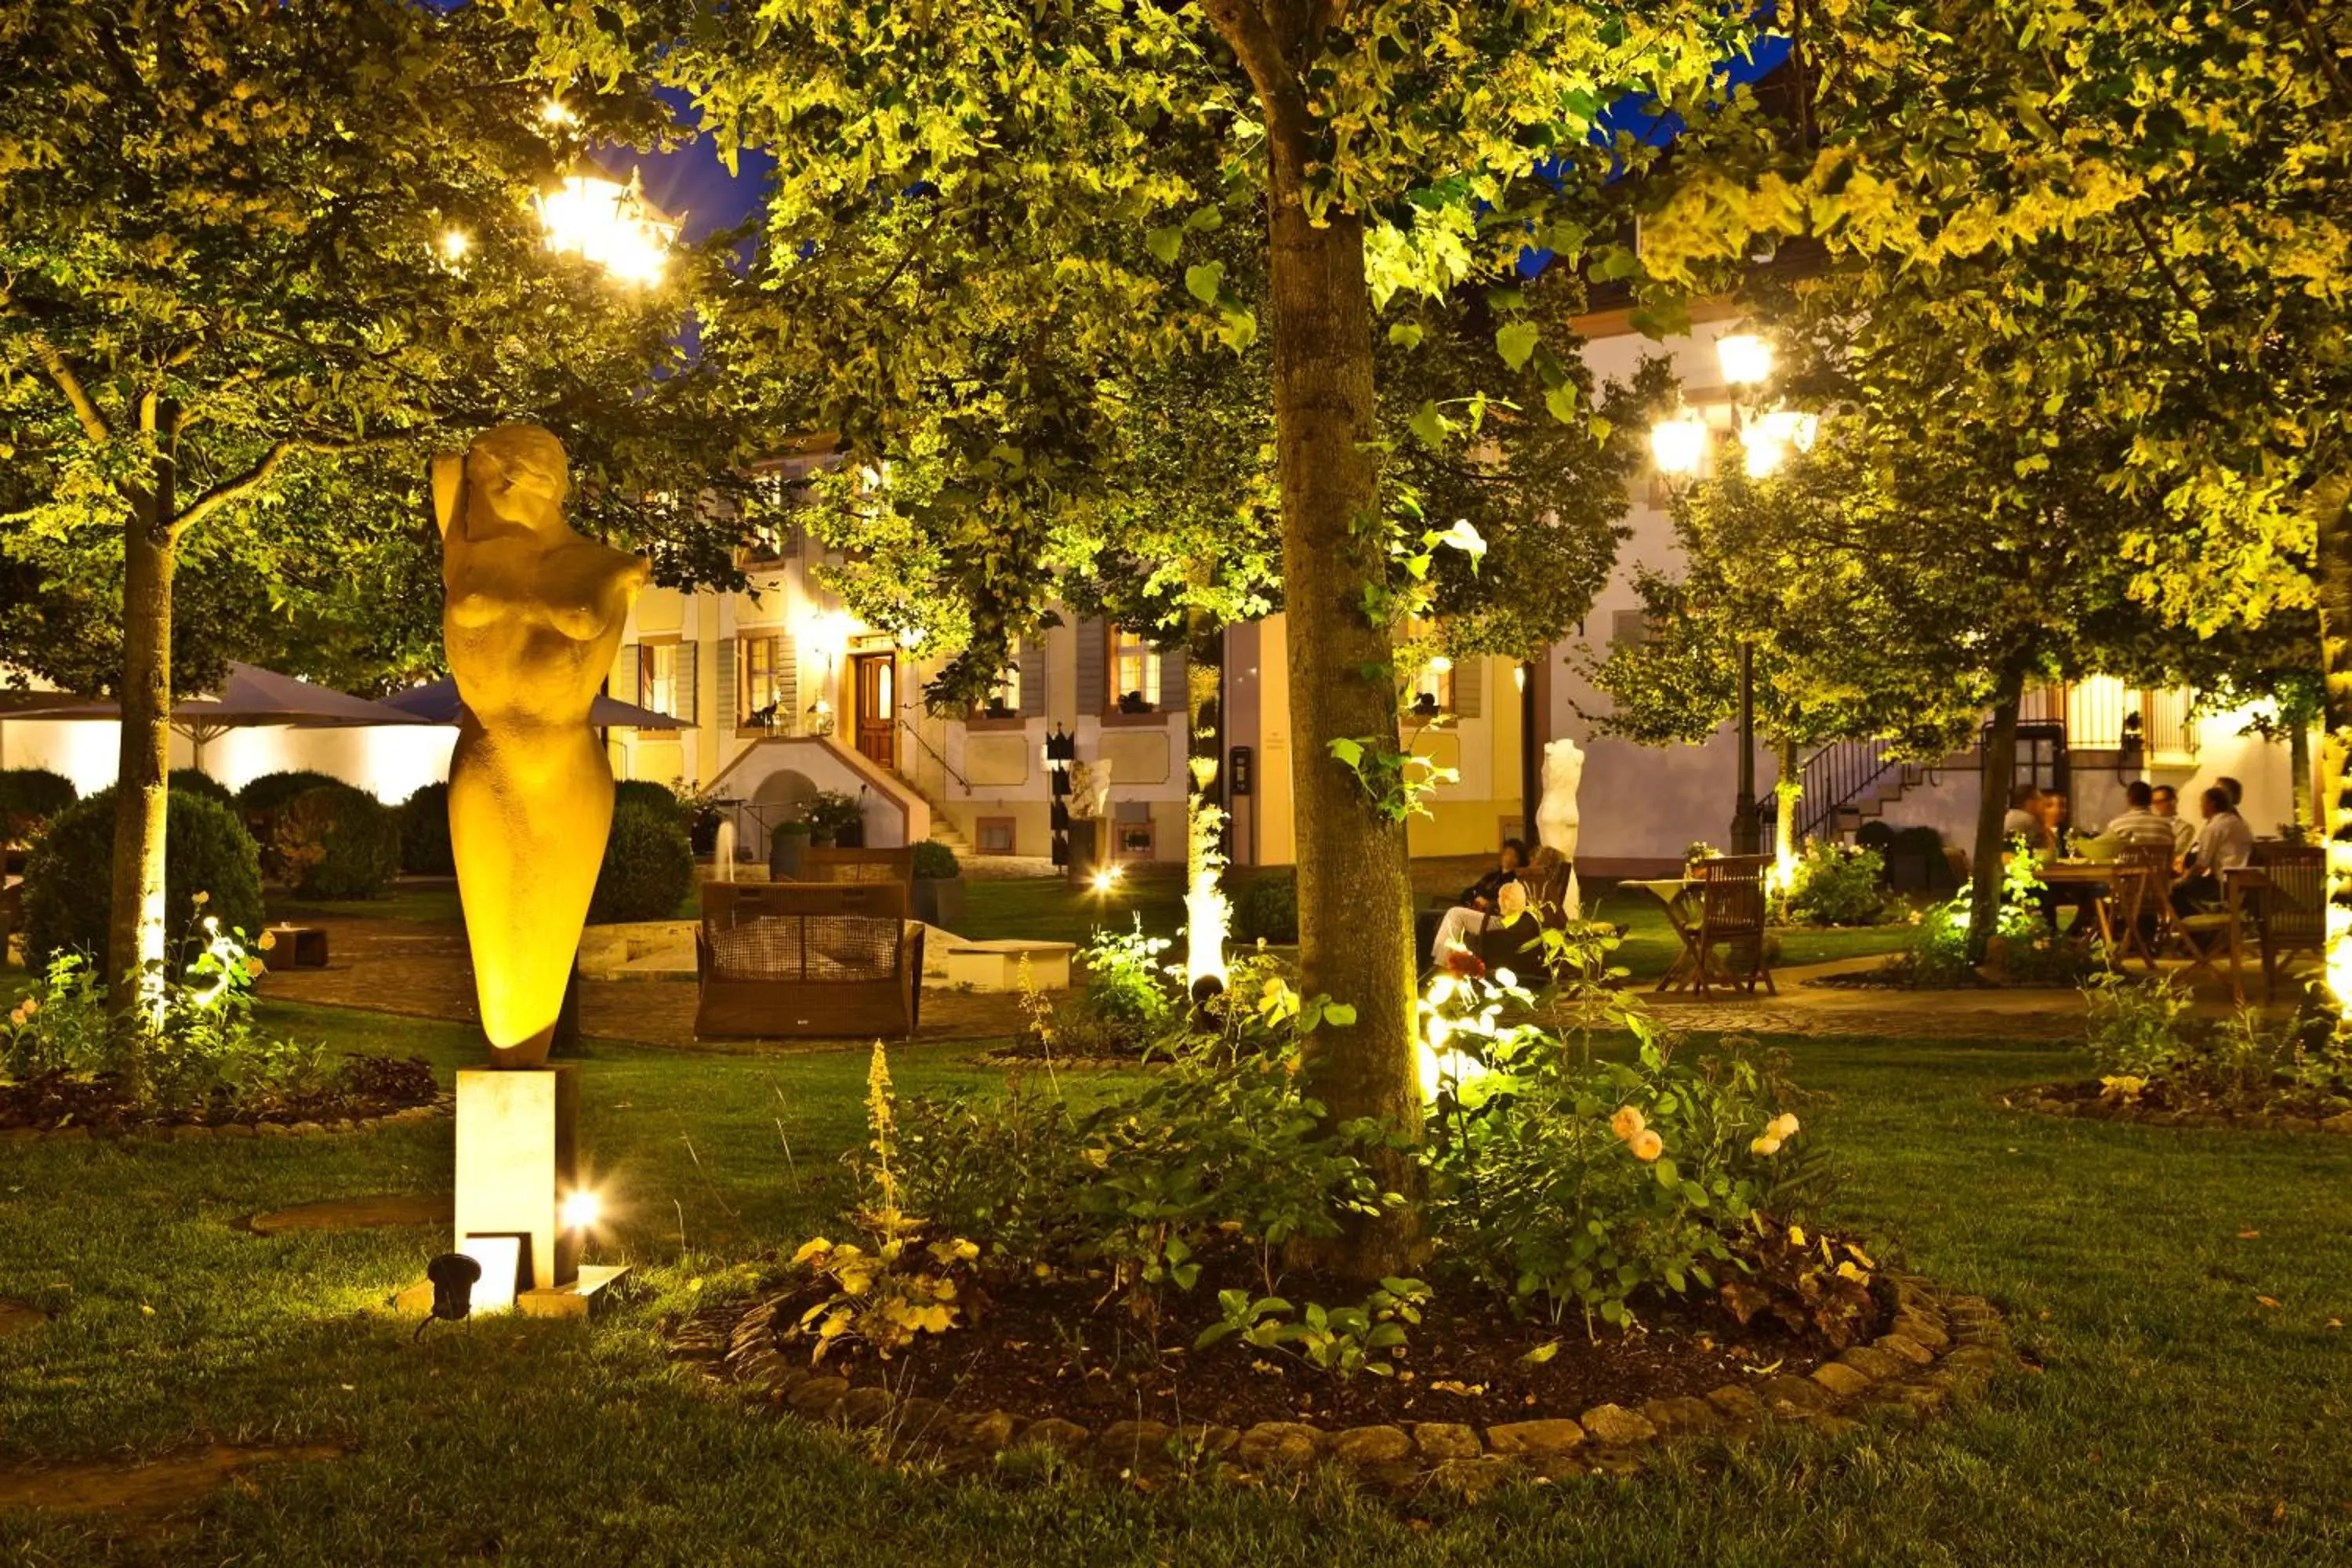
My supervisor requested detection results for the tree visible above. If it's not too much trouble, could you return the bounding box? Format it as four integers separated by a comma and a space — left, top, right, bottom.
0, 0, 771, 1004
524, 0, 1768, 1274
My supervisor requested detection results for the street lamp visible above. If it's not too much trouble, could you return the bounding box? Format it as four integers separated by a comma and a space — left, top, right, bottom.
1648, 329, 1818, 859
538, 167, 677, 287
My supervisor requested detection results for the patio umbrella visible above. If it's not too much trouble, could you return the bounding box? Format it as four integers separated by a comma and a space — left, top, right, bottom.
379, 677, 695, 731
4, 662, 436, 770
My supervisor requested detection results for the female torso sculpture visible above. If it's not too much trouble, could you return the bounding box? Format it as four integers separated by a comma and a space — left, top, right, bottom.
434, 425, 648, 1069
1537, 738, 1585, 921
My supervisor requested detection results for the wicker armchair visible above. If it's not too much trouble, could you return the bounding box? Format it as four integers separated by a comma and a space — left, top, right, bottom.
694, 881, 924, 1040
1693, 853, 1774, 996
796, 847, 916, 888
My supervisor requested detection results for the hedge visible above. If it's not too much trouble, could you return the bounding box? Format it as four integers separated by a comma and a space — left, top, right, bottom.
0, 768, 77, 843
20, 786, 266, 970
589, 797, 695, 924
278, 784, 401, 899
398, 781, 455, 875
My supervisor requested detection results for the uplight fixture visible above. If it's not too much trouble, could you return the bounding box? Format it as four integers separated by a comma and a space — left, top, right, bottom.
1091, 867, 1123, 894
559, 1189, 601, 1232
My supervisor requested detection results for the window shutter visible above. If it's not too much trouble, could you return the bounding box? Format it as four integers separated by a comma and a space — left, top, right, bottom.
1076, 619, 1107, 715
778, 635, 799, 727
677, 640, 699, 724
1159, 644, 1187, 718
1453, 659, 1482, 719
717, 637, 736, 735
1018, 638, 1047, 717
619, 644, 638, 710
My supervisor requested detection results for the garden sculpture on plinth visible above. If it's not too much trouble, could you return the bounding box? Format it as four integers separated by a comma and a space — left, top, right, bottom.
1537, 737, 1584, 921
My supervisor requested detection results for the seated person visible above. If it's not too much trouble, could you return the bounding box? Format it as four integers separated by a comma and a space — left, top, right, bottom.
2151, 784, 2197, 858
2094, 780, 2180, 855
1432, 877, 1527, 967
1421, 839, 1525, 960
2172, 786, 2255, 915
2002, 784, 2052, 852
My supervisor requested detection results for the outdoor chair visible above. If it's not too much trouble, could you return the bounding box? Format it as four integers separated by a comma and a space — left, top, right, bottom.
2168, 877, 2246, 1004
693, 881, 924, 1040
1473, 853, 1577, 978
2248, 843, 2325, 1000
2108, 841, 2175, 972
1693, 853, 1775, 996
796, 846, 916, 888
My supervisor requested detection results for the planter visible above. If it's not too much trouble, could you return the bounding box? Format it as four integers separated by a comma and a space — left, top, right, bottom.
912, 875, 965, 927
771, 829, 811, 880
1066, 819, 1105, 884
837, 818, 866, 849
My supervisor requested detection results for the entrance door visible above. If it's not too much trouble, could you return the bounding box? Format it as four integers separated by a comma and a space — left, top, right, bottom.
851, 652, 895, 770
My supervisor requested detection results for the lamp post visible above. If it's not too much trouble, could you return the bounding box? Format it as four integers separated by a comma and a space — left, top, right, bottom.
1648, 331, 1817, 861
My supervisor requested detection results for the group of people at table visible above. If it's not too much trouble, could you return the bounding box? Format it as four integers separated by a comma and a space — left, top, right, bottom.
2002, 775, 2255, 922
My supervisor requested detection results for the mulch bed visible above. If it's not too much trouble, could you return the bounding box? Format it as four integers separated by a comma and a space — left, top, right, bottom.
2007, 1079, 2352, 1135
0, 1054, 441, 1135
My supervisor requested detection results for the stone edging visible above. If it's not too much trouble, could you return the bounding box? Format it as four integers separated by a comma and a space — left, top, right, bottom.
666, 1277, 2015, 1494
2009, 1083, 2352, 1136
0, 1093, 452, 1145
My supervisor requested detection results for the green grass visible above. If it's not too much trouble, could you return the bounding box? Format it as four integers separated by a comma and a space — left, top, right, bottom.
2, 994, 2348, 1565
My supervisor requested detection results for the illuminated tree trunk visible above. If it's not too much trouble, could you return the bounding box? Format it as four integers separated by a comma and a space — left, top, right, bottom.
108, 432, 176, 1017
1773, 734, 1801, 887
1182, 600, 1229, 995
1210, 0, 1421, 1279
2290, 721, 2314, 834
1968, 670, 2026, 964
2313, 479, 2352, 1007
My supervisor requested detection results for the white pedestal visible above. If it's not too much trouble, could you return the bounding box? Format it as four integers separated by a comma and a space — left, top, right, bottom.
942, 938, 1076, 993
454, 1065, 579, 1293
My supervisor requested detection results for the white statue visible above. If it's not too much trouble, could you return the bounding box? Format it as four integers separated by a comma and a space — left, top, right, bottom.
1536, 737, 1584, 920
1068, 757, 1113, 818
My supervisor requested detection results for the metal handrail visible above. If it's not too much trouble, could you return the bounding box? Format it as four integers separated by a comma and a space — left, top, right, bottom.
1794, 738, 1908, 844
896, 712, 971, 795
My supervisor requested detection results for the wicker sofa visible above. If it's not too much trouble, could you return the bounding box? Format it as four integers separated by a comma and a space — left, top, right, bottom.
797, 847, 916, 887
693, 881, 924, 1040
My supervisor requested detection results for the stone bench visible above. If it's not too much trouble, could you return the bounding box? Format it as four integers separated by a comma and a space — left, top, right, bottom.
941, 938, 1076, 993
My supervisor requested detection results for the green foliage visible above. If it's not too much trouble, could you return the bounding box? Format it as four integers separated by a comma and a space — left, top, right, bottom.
234, 770, 345, 818
2082, 974, 2201, 1083
2, 913, 429, 1120
168, 769, 234, 806
1078, 918, 1175, 1033
912, 841, 960, 881
1231, 871, 1299, 945
614, 779, 684, 824
397, 782, 455, 877
0, 766, 75, 841
20, 788, 263, 971
1193, 1278, 1432, 1380
588, 798, 695, 924
277, 786, 399, 901
2082, 976, 2352, 1113
796, 790, 864, 842
1779, 842, 1886, 928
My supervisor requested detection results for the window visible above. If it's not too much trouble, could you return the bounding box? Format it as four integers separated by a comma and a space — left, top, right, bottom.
976, 817, 1018, 856
982, 662, 1021, 719
740, 633, 786, 727
1611, 609, 1650, 649
1406, 654, 1455, 717
1110, 627, 1160, 713
637, 641, 680, 717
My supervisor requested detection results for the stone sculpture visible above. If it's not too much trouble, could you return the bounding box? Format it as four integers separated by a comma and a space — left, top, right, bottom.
1537, 737, 1584, 921
434, 425, 649, 1069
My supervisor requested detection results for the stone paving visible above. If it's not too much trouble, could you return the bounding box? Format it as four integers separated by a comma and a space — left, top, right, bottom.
258, 913, 1029, 1054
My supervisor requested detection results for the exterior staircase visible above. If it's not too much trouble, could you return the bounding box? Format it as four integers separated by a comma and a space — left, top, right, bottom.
1784, 739, 1976, 843
908, 775, 971, 852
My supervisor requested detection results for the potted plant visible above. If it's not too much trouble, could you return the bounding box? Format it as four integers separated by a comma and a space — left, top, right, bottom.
802, 789, 864, 850
912, 840, 964, 925
769, 818, 812, 880
1116, 690, 1154, 715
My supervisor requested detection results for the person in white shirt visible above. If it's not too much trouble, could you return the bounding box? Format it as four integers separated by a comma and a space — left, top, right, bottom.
2172, 786, 2255, 914
2151, 784, 2197, 858
2100, 780, 2181, 855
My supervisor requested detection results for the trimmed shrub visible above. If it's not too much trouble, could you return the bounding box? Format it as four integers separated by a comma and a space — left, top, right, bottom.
0, 768, 77, 843
235, 769, 344, 818
913, 840, 961, 880
20, 786, 265, 970
1779, 841, 1886, 927
169, 767, 234, 805
589, 797, 695, 923
615, 779, 684, 822
398, 781, 455, 875
1232, 869, 1299, 944
278, 785, 401, 899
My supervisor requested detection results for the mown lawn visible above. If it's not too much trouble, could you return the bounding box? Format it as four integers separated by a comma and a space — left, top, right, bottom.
1, 993, 2347, 1566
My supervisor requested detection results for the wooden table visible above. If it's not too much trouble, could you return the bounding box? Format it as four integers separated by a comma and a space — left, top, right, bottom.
2038, 862, 2161, 971
1623, 877, 1704, 992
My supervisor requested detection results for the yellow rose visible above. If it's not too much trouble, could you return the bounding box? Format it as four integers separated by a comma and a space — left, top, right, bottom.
1767, 1112, 1800, 1141
1750, 1134, 1783, 1156
191, 891, 209, 906
257, 931, 277, 953
1630, 1129, 1664, 1163
244, 957, 267, 978
1610, 1105, 1646, 1142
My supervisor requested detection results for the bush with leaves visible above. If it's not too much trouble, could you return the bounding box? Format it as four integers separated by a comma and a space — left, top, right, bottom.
276, 785, 400, 899
588, 797, 695, 922
615, 778, 685, 823
1231, 869, 1299, 944
168, 768, 235, 805
2080, 974, 2352, 1114
20, 786, 264, 970
0, 767, 76, 844
234, 768, 345, 819
913, 840, 960, 880
1078, 918, 1175, 1029
397, 781, 455, 875
1776, 840, 1886, 927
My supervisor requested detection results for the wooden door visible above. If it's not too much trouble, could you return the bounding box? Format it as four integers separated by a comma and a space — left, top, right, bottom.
852, 652, 895, 769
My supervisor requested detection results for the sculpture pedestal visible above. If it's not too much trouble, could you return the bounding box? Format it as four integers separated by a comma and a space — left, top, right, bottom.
394, 1065, 626, 1318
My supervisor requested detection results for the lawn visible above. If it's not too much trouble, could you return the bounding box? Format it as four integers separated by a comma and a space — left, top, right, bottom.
2, 996, 2347, 1565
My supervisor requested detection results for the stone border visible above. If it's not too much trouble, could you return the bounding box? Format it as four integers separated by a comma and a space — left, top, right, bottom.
666, 1277, 2015, 1494
2009, 1083, 2352, 1136
0, 1093, 452, 1145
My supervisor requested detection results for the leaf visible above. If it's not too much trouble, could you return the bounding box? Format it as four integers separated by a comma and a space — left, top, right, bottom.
1145, 226, 1183, 265
1328, 737, 1364, 768
1388, 321, 1424, 350
1543, 383, 1580, 423
1407, 399, 1450, 451
1518, 1340, 1561, 1366
1184, 261, 1225, 306
1216, 307, 1257, 351
1495, 321, 1541, 371
1195, 1321, 1236, 1349
1322, 1002, 1357, 1026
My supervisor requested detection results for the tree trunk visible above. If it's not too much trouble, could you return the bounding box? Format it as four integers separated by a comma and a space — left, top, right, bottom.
1265, 165, 1421, 1278
108, 457, 176, 1017
2314, 478, 2352, 1007
1968, 672, 2026, 963
1773, 734, 1801, 880
1182, 600, 1229, 995
2290, 720, 2314, 834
